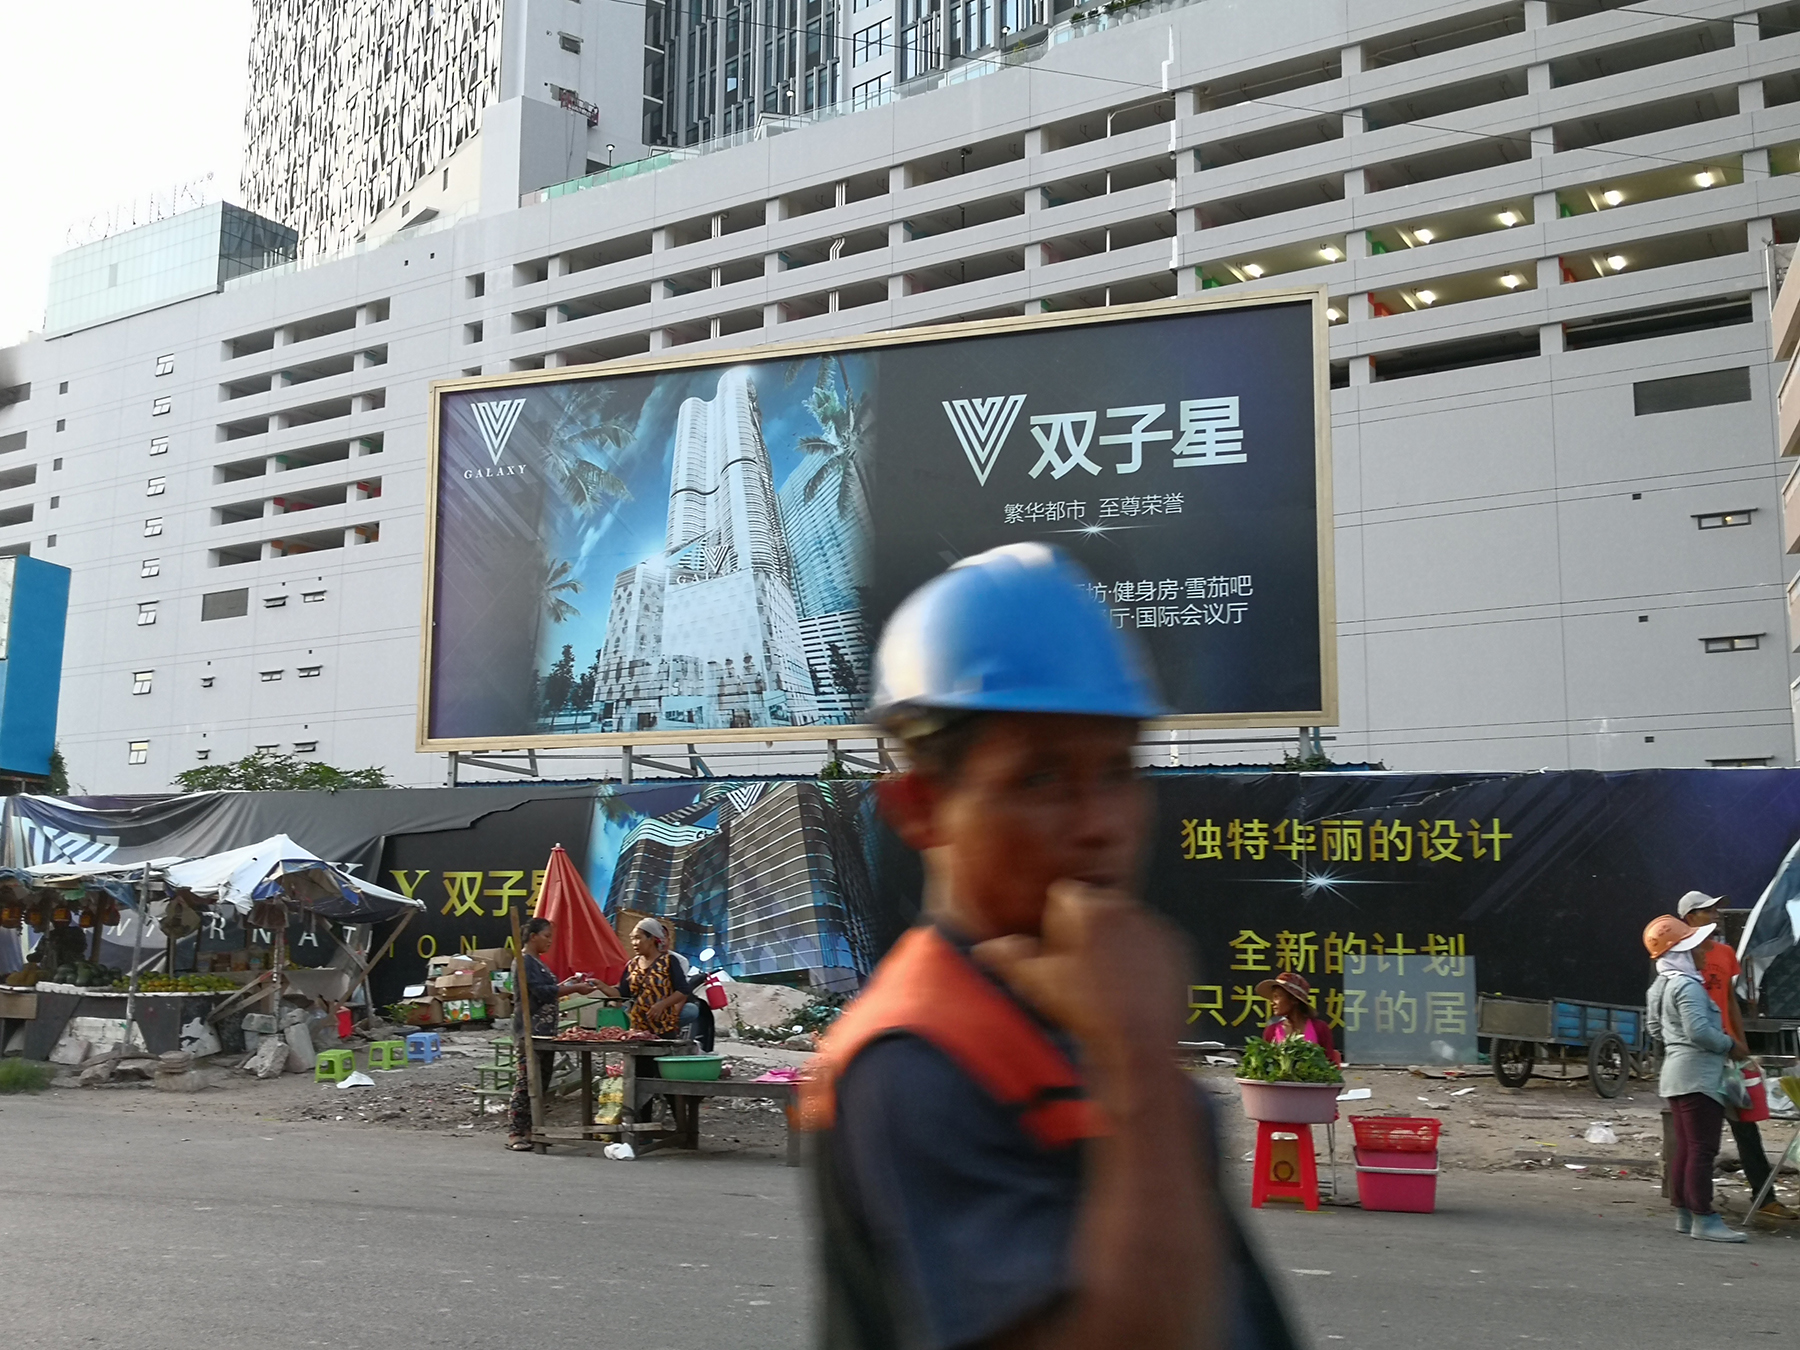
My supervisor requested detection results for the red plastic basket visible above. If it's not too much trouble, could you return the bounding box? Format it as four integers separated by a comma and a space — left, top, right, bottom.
1350, 1115, 1441, 1152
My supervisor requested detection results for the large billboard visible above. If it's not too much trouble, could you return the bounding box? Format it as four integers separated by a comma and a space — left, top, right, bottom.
420, 291, 1333, 750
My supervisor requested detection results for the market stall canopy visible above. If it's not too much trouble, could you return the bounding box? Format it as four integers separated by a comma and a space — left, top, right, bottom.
164, 834, 423, 921
0, 859, 181, 908
534, 843, 630, 986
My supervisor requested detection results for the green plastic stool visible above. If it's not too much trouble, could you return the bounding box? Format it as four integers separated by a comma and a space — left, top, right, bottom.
315, 1048, 356, 1083
368, 1040, 409, 1071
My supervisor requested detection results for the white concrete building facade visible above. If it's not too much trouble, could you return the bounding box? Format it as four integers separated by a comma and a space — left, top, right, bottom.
5, 0, 1800, 791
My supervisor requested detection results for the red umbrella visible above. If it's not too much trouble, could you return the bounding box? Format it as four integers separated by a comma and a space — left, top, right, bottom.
531, 844, 630, 987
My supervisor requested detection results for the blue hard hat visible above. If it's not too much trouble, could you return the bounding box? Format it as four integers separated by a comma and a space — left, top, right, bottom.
869, 542, 1167, 728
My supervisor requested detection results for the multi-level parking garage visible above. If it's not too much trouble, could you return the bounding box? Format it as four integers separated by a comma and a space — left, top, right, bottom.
3, 0, 1797, 789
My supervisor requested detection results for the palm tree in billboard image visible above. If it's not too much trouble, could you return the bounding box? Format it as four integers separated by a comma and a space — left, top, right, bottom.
545, 385, 636, 511
787, 356, 871, 517
532, 384, 640, 732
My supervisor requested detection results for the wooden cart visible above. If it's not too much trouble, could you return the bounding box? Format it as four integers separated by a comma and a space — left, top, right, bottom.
1477, 995, 1655, 1098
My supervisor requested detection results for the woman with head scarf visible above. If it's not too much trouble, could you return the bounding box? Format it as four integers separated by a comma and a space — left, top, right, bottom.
1645, 913, 1750, 1243
618, 917, 695, 1039
1255, 971, 1342, 1066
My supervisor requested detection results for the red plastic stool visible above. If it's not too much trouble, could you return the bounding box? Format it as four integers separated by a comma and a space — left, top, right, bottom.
1250, 1120, 1320, 1211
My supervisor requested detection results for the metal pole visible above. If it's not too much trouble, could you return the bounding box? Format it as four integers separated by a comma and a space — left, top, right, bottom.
510, 904, 547, 1147
621, 744, 634, 785
123, 866, 151, 1046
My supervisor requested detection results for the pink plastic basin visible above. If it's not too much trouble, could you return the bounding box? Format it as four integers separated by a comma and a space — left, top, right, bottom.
1236, 1079, 1341, 1124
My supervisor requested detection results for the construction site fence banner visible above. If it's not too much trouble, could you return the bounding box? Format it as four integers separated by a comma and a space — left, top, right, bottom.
11, 769, 1800, 1025
422, 293, 1333, 752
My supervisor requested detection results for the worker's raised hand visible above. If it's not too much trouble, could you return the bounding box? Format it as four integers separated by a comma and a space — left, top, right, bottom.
972, 879, 1188, 1062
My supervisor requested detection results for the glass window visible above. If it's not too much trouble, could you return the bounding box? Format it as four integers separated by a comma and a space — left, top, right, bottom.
151, 396, 171, 416
1703, 635, 1760, 653
260, 669, 282, 682
128, 740, 149, 765
140, 558, 160, 578
146, 476, 166, 496
144, 517, 163, 536
155, 354, 175, 376
132, 670, 153, 694
201, 588, 249, 620
150, 436, 168, 455
136, 602, 157, 625
298, 664, 322, 677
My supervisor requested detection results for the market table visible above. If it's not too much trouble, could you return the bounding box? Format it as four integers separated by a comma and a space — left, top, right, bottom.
528, 1036, 800, 1164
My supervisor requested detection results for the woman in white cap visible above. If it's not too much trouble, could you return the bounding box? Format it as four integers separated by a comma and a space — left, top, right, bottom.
1644, 913, 1750, 1243
618, 917, 693, 1039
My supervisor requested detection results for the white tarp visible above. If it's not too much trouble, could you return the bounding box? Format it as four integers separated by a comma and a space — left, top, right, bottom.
164, 833, 422, 920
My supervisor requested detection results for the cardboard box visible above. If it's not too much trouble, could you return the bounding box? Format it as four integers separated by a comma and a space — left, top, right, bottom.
430, 968, 492, 1001
470, 947, 513, 972
397, 998, 441, 1027
485, 991, 514, 1020
0, 990, 38, 1019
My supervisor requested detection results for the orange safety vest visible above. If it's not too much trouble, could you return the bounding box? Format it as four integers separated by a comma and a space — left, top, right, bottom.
801, 925, 1109, 1150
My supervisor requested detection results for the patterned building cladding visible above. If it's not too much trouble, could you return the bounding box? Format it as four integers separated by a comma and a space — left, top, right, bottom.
242, 0, 505, 256
603, 781, 873, 980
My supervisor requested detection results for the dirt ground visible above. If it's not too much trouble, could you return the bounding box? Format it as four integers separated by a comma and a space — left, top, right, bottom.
40, 1033, 1800, 1212
49, 1027, 807, 1159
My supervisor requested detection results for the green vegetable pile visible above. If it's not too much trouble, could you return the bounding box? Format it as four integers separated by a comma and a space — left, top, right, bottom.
1237, 1036, 1343, 1085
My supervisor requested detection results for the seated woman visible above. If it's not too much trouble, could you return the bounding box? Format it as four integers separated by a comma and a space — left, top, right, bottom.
618, 918, 694, 1040
1256, 970, 1342, 1067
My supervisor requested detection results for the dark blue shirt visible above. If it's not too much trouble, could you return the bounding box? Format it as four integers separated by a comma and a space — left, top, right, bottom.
815, 1025, 1299, 1349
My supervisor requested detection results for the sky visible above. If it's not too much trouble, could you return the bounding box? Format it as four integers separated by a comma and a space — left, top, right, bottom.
0, 1, 252, 347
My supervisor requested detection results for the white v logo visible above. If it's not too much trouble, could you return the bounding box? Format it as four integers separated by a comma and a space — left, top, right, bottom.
942, 395, 1026, 486
472, 399, 527, 464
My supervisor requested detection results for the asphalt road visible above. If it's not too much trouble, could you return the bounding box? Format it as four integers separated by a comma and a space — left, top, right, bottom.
3, 1091, 1796, 1349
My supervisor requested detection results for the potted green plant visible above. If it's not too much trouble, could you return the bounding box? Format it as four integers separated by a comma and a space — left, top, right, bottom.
1235, 1036, 1344, 1123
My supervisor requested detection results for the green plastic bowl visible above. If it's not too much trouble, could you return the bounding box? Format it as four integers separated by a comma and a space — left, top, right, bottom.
655, 1054, 722, 1081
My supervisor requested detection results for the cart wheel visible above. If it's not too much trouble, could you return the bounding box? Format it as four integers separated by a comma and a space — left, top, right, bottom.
1493, 1040, 1535, 1088
1588, 1032, 1627, 1099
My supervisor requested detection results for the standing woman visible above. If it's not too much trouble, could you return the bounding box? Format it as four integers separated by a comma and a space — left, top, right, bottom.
1256, 970, 1342, 1066
506, 916, 597, 1151
1645, 914, 1749, 1242
619, 917, 694, 1039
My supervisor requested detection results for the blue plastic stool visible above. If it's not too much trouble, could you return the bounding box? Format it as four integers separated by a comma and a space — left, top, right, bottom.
406, 1031, 442, 1064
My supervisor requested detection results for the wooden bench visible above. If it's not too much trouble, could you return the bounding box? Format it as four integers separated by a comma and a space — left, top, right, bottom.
526, 1037, 802, 1165
629, 1076, 802, 1166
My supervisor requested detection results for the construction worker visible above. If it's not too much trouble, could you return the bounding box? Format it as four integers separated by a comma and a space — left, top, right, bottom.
803, 543, 1298, 1349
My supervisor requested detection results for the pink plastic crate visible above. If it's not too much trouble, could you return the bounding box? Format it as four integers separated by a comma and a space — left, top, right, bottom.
1354, 1148, 1439, 1213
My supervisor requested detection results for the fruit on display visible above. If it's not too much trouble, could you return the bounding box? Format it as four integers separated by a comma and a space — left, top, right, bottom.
108, 973, 240, 993
47, 960, 122, 989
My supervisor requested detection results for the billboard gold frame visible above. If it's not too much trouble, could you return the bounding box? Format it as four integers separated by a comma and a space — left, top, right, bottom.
418, 286, 1336, 752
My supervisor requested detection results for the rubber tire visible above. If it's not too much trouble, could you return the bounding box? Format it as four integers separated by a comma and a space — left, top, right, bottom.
1588, 1031, 1627, 1099
1493, 1039, 1535, 1088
